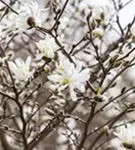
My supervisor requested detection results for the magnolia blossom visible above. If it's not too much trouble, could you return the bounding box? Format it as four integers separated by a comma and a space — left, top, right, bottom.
36, 35, 58, 59
2, 1, 46, 34
114, 124, 135, 149
90, 5, 111, 26
48, 59, 90, 101
8, 56, 34, 82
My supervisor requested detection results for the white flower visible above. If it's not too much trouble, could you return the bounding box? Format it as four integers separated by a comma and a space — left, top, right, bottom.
48, 59, 90, 101
17, 1, 44, 27
114, 124, 135, 149
90, 5, 111, 26
36, 35, 58, 59
8, 56, 34, 82
2, 1, 47, 34
91, 6, 105, 19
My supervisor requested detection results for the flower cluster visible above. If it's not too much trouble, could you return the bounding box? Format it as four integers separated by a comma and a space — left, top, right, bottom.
0, 0, 135, 150
1, 0, 47, 36
8, 56, 34, 82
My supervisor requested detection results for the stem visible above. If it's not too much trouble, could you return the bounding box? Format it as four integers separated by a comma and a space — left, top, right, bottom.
77, 102, 96, 150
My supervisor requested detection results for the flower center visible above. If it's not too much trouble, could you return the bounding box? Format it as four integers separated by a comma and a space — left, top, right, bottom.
62, 78, 72, 85
59, 67, 65, 72
123, 142, 133, 149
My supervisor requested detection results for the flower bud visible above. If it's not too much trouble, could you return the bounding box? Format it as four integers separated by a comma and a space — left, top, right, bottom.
27, 17, 36, 27
92, 28, 104, 38
109, 54, 119, 64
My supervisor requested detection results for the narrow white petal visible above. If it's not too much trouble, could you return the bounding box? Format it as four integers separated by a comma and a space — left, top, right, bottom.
75, 68, 90, 82
70, 86, 77, 101
8, 61, 18, 73
48, 74, 64, 83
